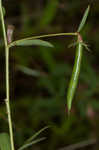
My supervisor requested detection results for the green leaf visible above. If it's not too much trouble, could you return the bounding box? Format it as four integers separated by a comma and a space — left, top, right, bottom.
18, 137, 46, 150
26, 126, 50, 143
10, 39, 54, 48
18, 65, 42, 77
67, 42, 83, 113
0, 133, 11, 150
18, 126, 49, 150
77, 5, 90, 32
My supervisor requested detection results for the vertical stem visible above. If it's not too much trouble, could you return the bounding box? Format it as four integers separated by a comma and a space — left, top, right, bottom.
0, 1, 15, 150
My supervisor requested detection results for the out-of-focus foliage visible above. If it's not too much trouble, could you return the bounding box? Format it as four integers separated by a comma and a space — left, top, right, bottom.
0, 0, 99, 150
0, 133, 11, 150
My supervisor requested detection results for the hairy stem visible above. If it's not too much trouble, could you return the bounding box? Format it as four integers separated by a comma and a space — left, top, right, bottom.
0, 1, 15, 150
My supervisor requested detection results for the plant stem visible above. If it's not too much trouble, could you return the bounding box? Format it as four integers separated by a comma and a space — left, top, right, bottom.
0, 1, 15, 150
9, 32, 77, 48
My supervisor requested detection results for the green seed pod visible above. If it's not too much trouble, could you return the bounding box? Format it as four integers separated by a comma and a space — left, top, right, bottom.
67, 34, 83, 113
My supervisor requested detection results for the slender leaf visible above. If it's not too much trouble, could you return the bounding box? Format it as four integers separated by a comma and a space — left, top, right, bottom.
26, 126, 50, 143
18, 65, 41, 77
67, 42, 83, 113
77, 5, 90, 32
18, 137, 46, 150
0, 133, 11, 150
10, 39, 54, 48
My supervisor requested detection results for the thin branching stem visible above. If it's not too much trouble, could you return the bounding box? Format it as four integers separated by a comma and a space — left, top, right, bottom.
0, 0, 15, 150
8, 32, 77, 48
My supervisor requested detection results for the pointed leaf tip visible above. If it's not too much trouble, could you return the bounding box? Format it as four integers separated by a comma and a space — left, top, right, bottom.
77, 5, 90, 32
26, 126, 50, 143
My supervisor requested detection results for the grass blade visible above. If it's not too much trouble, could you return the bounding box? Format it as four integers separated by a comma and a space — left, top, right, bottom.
18, 137, 46, 150
67, 42, 83, 113
18, 65, 41, 77
9, 39, 54, 48
26, 126, 50, 143
77, 5, 90, 32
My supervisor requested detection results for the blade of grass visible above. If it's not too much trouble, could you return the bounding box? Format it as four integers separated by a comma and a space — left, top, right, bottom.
67, 33, 83, 113
9, 39, 54, 48
26, 126, 50, 143
18, 65, 42, 77
77, 5, 90, 32
18, 137, 46, 150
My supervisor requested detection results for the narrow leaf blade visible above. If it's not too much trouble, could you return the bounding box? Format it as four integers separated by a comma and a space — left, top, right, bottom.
77, 5, 90, 32
26, 126, 50, 143
11, 39, 54, 48
0, 133, 11, 150
18, 137, 46, 150
18, 65, 41, 77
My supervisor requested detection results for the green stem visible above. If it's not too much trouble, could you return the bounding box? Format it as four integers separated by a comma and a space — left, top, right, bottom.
0, 1, 15, 150
8, 32, 77, 48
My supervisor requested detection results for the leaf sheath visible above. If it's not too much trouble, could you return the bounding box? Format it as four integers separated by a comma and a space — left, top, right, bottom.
67, 42, 83, 113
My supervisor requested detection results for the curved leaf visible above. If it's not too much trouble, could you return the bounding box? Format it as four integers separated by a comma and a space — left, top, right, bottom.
18, 137, 46, 150
18, 126, 49, 150
26, 126, 50, 143
9, 39, 54, 48
18, 65, 41, 77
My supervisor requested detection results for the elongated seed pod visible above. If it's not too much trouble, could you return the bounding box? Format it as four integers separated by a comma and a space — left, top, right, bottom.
67, 35, 83, 113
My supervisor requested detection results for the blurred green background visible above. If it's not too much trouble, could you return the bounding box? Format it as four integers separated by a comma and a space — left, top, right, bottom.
0, 0, 99, 149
